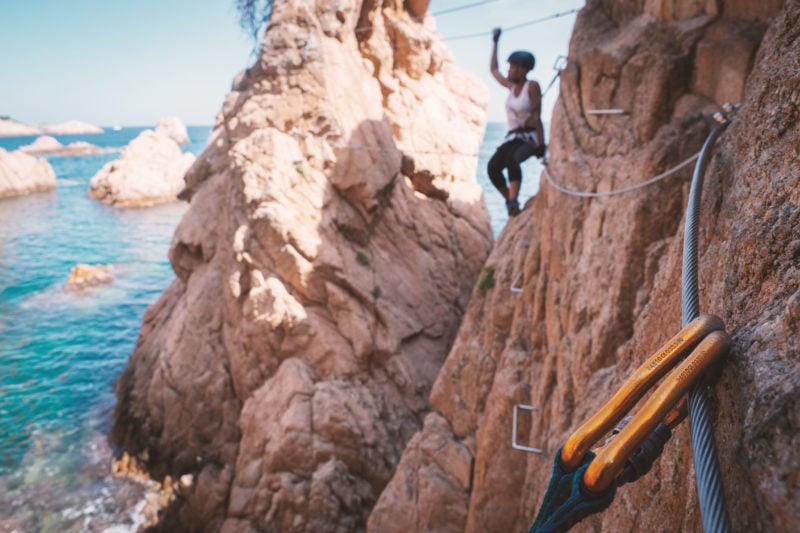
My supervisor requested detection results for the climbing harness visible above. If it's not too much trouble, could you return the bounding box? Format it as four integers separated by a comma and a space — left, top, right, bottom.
529, 316, 731, 532
527, 105, 739, 532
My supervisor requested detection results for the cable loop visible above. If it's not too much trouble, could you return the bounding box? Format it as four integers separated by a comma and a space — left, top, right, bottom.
542, 151, 700, 198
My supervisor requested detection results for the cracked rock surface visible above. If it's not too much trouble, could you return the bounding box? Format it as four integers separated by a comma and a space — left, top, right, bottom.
110, 1, 491, 531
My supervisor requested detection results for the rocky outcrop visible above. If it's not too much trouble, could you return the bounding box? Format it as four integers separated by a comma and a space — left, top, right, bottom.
111, 1, 490, 531
0, 119, 41, 137
41, 120, 104, 135
65, 264, 114, 292
19, 136, 107, 156
155, 116, 190, 145
0, 148, 56, 199
88, 121, 195, 207
19, 136, 64, 153
371, 1, 797, 532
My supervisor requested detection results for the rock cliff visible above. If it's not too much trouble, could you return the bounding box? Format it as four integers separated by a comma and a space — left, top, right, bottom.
110, 1, 491, 531
0, 148, 56, 199
371, 1, 797, 532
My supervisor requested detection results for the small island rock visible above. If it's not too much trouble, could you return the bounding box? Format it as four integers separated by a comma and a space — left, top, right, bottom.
0, 119, 42, 137
65, 264, 114, 292
19, 136, 65, 154
20, 136, 107, 156
88, 127, 195, 207
41, 120, 104, 135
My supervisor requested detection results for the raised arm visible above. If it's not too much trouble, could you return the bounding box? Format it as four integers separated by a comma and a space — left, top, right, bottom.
490, 28, 513, 89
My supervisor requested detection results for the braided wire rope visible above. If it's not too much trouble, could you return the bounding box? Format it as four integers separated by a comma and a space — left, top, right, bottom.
541, 151, 700, 198
444, 9, 581, 41
681, 120, 732, 533
430, 0, 504, 17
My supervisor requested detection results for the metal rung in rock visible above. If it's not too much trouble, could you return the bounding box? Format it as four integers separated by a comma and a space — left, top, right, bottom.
513, 404, 545, 454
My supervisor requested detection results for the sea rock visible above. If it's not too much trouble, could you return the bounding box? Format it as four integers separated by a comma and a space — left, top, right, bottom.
20, 136, 107, 157
0, 119, 42, 137
155, 116, 190, 145
371, 1, 797, 532
59, 141, 107, 156
110, 0, 491, 531
41, 120, 104, 135
88, 127, 195, 207
0, 148, 56, 199
65, 264, 114, 292
19, 136, 64, 153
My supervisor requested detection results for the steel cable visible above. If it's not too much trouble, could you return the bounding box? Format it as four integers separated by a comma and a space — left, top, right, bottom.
542, 151, 700, 198
681, 118, 732, 533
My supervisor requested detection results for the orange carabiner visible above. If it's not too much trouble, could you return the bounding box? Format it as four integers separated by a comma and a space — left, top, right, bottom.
583, 330, 730, 492
561, 315, 730, 492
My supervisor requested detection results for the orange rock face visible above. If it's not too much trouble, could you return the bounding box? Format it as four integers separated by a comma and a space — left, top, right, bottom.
110, 1, 491, 531
371, 1, 797, 532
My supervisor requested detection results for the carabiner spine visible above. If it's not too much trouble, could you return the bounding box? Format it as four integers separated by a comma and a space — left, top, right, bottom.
582, 330, 731, 493
561, 315, 724, 470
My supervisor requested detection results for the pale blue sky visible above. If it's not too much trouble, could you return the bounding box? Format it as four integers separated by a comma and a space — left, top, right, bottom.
0, 0, 583, 127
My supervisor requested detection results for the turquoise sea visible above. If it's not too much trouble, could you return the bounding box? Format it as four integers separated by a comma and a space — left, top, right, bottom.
0, 123, 541, 530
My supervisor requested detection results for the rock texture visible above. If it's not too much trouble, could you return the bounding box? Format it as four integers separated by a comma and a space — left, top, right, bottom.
111, 1, 490, 531
370, 1, 797, 532
0, 148, 56, 199
155, 116, 190, 145
88, 120, 195, 207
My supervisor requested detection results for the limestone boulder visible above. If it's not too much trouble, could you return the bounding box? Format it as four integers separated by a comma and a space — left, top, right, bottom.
0, 148, 56, 199
88, 128, 195, 207
371, 1, 797, 532
155, 116, 190, 145
111, 0, 491, 531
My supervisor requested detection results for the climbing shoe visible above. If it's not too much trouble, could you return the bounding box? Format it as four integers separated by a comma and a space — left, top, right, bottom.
506, 199, 521, 216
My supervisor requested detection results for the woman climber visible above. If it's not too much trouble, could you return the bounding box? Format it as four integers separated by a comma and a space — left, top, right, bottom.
488, 27, 546, 216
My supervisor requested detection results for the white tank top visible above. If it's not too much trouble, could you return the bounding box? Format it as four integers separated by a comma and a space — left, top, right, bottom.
506, 81, 532, 131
